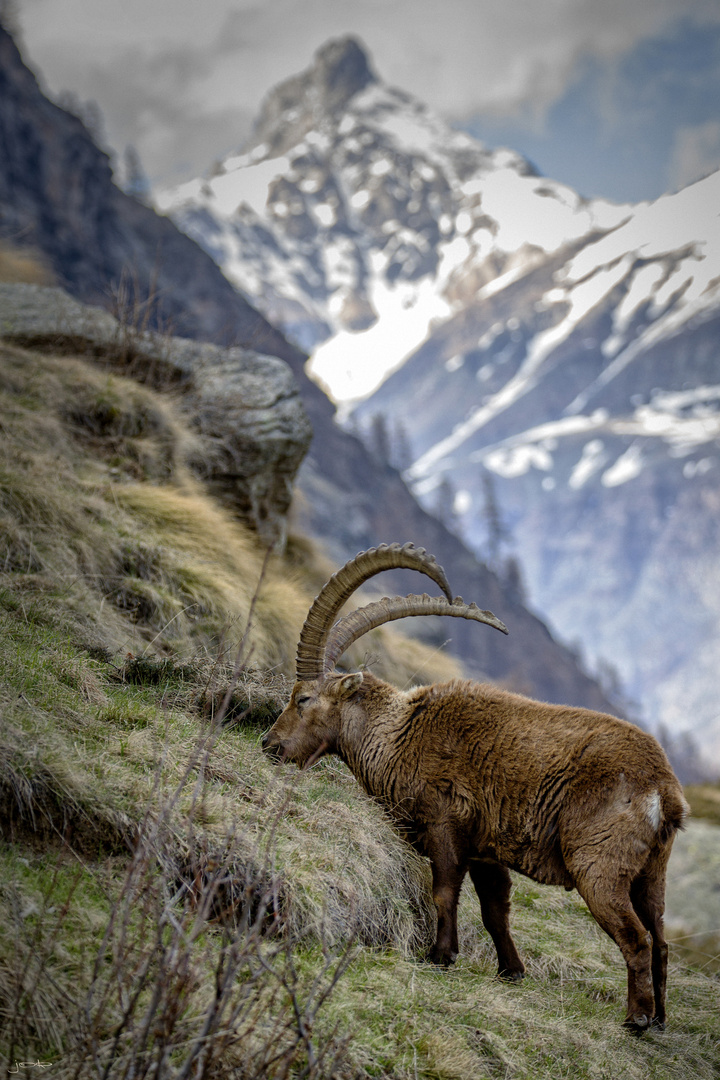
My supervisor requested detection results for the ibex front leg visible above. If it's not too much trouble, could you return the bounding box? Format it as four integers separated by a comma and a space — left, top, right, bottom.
426, 829, 469, 966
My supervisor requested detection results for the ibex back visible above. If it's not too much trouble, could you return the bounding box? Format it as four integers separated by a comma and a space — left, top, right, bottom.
263, 543, 688, 1031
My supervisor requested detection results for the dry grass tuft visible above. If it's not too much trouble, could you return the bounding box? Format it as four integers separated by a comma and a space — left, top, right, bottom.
0, 343, 309, 667
0, 243, 54, 285
0, 787, 356, 1077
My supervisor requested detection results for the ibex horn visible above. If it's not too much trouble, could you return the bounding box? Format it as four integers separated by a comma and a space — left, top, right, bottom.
323, 593, 508, 673
296, 543, 453, 680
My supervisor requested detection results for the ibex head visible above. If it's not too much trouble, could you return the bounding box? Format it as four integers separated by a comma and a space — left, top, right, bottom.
262, 543, 507, 766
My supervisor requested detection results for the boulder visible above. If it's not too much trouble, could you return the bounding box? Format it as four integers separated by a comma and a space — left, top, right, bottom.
0, 283, 312, 549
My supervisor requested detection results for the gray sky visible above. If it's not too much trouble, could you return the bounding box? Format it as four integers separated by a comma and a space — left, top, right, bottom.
11, 0, 720, 203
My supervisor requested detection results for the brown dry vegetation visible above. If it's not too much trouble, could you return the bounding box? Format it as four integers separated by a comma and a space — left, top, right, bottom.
0, 242, 54, 285
684, 784, 720, 827
0, 338, 461, 683
1, 330, 719, 1078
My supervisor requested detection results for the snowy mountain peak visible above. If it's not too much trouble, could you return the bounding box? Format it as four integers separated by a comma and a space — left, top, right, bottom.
250, 36, 377, 157
156, 38, 630, 400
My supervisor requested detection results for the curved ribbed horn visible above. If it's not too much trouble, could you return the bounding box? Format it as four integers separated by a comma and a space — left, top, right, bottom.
323, 593, 508, 674
295, 543, 453, 680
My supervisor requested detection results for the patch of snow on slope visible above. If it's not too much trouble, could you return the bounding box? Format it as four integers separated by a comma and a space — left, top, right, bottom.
601, 444, 645, 486
569, 439, 608, 488
563, 171, 720, 327
625, 404, 720, 453
157, 155, 292, 219
374, 109, 441, 156
308, 275, 450, 402
410, 259, 632, 478
613, 262, 667, 332
474, 170, 629, 255
652, 386, 720, 412
484, 443, 553, 478
470, 413, 609, 477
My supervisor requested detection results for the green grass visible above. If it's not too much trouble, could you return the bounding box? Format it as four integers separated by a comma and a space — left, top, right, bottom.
1, 338, 719, 1077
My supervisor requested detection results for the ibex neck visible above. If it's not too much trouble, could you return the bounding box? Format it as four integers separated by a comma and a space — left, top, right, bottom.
336, 675, 416, 804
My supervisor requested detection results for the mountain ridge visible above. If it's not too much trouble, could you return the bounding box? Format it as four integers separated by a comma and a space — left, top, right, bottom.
156, 34, 631, 391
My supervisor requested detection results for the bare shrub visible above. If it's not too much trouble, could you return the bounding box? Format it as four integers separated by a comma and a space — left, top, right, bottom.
1, 733, 355, 1078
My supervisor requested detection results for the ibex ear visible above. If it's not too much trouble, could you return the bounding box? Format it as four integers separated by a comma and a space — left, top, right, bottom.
336, 672, 363, 699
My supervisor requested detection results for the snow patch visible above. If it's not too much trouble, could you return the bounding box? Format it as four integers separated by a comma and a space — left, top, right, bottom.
445, 354, 465, 372
614, 262, 666, 331
370, 158, 393, 177
456, 210, 473, 234
350, 189, 371, 210
683, 458, 715, 478
309, 276, 451, 402
484, 443, 553, 478
601, 444, 644, 487
437, 235, 471, 278
211, 156, 292, 217
569, 440, 607, 489
476, 169, 628, 255
314, 203, 337, 227
454, 489, 472, 514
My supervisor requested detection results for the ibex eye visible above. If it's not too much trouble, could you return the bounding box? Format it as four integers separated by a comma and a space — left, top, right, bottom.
296, 694, 311, 708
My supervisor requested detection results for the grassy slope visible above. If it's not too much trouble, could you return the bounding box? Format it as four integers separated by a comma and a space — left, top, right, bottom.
1, 334, 719, 1077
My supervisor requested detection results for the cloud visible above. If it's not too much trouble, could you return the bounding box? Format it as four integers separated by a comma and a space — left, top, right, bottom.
13, 0, 720, 190
670, 121, 720, 191
15, 23, 255, 183
208, 0, 720, 120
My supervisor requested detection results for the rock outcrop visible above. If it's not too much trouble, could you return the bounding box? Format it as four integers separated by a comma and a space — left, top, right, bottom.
0, 283, 312, 549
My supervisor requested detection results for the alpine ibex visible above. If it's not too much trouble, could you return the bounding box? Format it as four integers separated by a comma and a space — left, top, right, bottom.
263, 543, 687, 1030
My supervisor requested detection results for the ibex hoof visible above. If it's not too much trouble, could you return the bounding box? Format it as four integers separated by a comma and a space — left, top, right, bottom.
623, 1012, 651, 1034
498, 969, 525, 983
427, 948, 457, 967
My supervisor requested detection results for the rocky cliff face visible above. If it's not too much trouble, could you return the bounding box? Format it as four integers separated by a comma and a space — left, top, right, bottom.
0, 23, 303, 367
0, 283, 312, 549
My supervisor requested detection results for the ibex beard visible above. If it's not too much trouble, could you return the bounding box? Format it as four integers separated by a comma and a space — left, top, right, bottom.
263, 544, 688, 1031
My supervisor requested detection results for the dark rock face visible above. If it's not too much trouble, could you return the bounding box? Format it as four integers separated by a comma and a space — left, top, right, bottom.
189, 346, 312, 548
0, 23, 304, 368
0, 284, 312, 548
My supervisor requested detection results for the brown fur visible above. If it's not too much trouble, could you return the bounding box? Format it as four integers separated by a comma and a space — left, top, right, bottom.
264, 671, 688, 1030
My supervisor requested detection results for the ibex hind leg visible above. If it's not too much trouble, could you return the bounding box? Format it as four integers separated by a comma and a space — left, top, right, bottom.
467, 859, 525, 981
630, 845, 672, 1029
571, 864, 656, 1031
